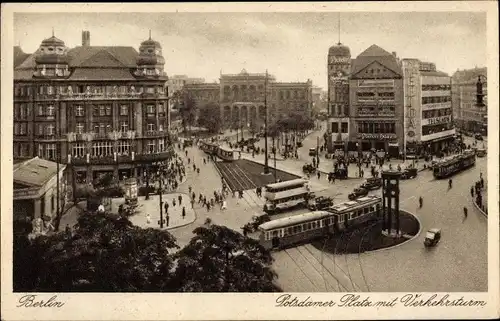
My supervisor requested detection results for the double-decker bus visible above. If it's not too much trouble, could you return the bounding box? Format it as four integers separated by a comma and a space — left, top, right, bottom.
432, 149, 476, 179
258, 195, 382, 249
263, 178, 311, 214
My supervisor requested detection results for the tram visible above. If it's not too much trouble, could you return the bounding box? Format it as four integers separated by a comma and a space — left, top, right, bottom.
258, 195, 382, 249
217, 145, 236, 162
199, 140, 219, 155
432, 149, 476, 179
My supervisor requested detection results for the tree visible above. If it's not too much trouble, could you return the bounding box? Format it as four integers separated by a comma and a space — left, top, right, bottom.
197, 102, 222, 134
172, 222, 282, 292
14, 211, 179, 292
173, 90, 197, 134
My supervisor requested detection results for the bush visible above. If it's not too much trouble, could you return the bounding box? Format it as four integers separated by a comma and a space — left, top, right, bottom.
96, 185, 124, 198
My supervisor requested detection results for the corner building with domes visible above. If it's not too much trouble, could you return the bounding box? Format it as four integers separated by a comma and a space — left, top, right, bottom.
13, 31, 170, 197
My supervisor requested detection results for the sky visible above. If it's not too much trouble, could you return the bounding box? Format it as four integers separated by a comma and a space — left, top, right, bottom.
14, 12, 487, 89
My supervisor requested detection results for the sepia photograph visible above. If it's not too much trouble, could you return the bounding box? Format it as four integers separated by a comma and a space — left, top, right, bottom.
1, 2, 498, 320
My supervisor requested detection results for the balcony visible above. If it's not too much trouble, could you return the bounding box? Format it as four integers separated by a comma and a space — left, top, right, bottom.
57, 92, 168, 100
135, 151, 173, 162
144, 130, 168, 137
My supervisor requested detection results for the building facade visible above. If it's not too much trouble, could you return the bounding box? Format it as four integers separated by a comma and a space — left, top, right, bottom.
402, 59, 454, 155
14, 157, 67, 221
451, 67, 487, 134
327, 42, 352, 152
13, 31, 170, 195
349, 45, 404, 157
184, 69, 313, 129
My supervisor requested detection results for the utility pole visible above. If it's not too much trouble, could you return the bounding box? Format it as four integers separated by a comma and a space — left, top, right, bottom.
273, 135, 277, 182
56, 85, 61, 230
264, 70, 270, 174
316, 136, 320, 168
158, 168, 164, 228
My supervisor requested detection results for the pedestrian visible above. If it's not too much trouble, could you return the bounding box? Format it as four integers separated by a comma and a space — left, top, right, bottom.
203, 158, 207, 165
463, 206, 468, 218
221, 200, 227, 210
65, 224, 71, 236
207, 202, 211, 211
197, 168, 200, 175
172, 199, 176, 207
146, 213, 151, 224
191, 198, 195, 209
471, 186, 474, 197
193, 164, 196, 171
164, 202, 169, 214
178, 194, 182, 205
317, 171, 321, 180
188, 185, 192, 194
192, 191, 196, 200
185, 150, 188, 157
166, 215, 170, 227
199, 194, 203, 204
182, 206, 186, 219
448, 179, 452, 189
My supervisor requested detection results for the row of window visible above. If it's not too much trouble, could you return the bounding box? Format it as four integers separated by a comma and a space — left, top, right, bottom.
357, 92, 395, 98
264, 205, 379, 240
15, 84, 165, 97
19, 122, 164, 137
422, 108, 453, 119
422, 123, 454, 136
422, 84, 451, 91
357, 122, 396, 134
330, 105, 349, 116
358, 106, 396, 113
71, 139, 169, 158
422, 96, 451, 104
16, 103, 165, 118
221, 88, 308, 101
331, 122, 349, 133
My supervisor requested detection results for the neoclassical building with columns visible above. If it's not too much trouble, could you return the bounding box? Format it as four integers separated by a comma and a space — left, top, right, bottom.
184, 69, 313, 129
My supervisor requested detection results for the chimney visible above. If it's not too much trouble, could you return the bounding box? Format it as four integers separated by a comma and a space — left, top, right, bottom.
82, 31, 90, 46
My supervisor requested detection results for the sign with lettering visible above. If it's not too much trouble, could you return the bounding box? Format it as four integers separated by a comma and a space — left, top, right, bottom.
357, 133, 397, 140
329, 56, 350, 64
427, 115, 451, 126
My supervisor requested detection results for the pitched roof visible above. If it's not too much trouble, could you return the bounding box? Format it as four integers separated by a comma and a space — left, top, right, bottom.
351, 45, 402, 77
69, 68, 137, 81
421, 70, 449, 77
358, 44, 393, 57
15, 46, 138, 70
14, 46, 30, 68
13, 157, 65, 188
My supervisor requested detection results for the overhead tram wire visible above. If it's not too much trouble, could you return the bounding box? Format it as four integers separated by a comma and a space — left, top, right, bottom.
357, 220, 382, 292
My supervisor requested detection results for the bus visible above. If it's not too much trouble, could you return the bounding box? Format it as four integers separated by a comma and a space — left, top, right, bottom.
432, 150, 476, 179
258, 195, 382, 249
263, 178, 311, 214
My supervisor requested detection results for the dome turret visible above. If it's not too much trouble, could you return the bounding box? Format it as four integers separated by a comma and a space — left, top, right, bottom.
329, 43, 351, 57
135, 31, 166, 77
34, 32, 69, 65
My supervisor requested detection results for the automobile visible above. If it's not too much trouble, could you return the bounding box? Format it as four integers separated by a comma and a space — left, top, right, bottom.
309, 148, 317, 156
476, 148, 486, 157
361, 177, 382, 190
302, 163, 316, 174
183, 139, 193, 147
246, 137, 259, 144
348, 187, 368, 200
401, 167, 418, 179
474, 134, 484, 141
241, 214, 271, 233
296, 141, 303, 148
307, 196, 334, 211
424, 228, 441, 247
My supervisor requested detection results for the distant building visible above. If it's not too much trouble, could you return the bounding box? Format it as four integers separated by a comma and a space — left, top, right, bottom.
14, 157, 67, 221
184, 69, 313, 129
13, 31, 170, 194
402, 59, 454, 155
451, 67, 487, 134
349, 45, 404, 157
167, 74, 205, 95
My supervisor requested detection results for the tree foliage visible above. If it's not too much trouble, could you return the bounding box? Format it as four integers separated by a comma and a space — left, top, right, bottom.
197, 102, 222, 134
13, 215, 282, 292
173, 90, 197, 132
171, 222, 281, 292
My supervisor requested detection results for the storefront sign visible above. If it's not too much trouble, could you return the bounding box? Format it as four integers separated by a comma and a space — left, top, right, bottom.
427, 116, 452, 126
357, 133, 397, 140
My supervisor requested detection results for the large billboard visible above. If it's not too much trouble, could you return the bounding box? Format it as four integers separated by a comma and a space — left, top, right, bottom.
402, 59, 422, 150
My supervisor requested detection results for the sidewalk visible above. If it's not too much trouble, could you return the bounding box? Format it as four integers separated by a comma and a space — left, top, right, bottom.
110, 192, 196, 230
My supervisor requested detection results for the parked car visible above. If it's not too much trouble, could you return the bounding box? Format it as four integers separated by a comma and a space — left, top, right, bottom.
474, 134, 484, 141
348, 187, 368, 200
183, 139, 193, 147
424, 228, 441, 247
361, 177, 382, 190
309, 148, 317, 156
330, 168, 348, 180
308, 196, 334, 211
401, 167, 418, 179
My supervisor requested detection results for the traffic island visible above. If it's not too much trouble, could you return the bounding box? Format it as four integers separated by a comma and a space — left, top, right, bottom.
311, 210, 420, 254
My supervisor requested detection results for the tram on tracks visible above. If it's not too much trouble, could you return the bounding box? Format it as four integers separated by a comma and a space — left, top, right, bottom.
217, 145, 237, 162
263, 178, 311, 214
199, 140, 219, 155
432, 149, 476, 179
258, 195, 382, 249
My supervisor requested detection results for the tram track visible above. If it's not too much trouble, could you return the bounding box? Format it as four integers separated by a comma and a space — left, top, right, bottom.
282, 248, 321, 292
356, 220, 382, 293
